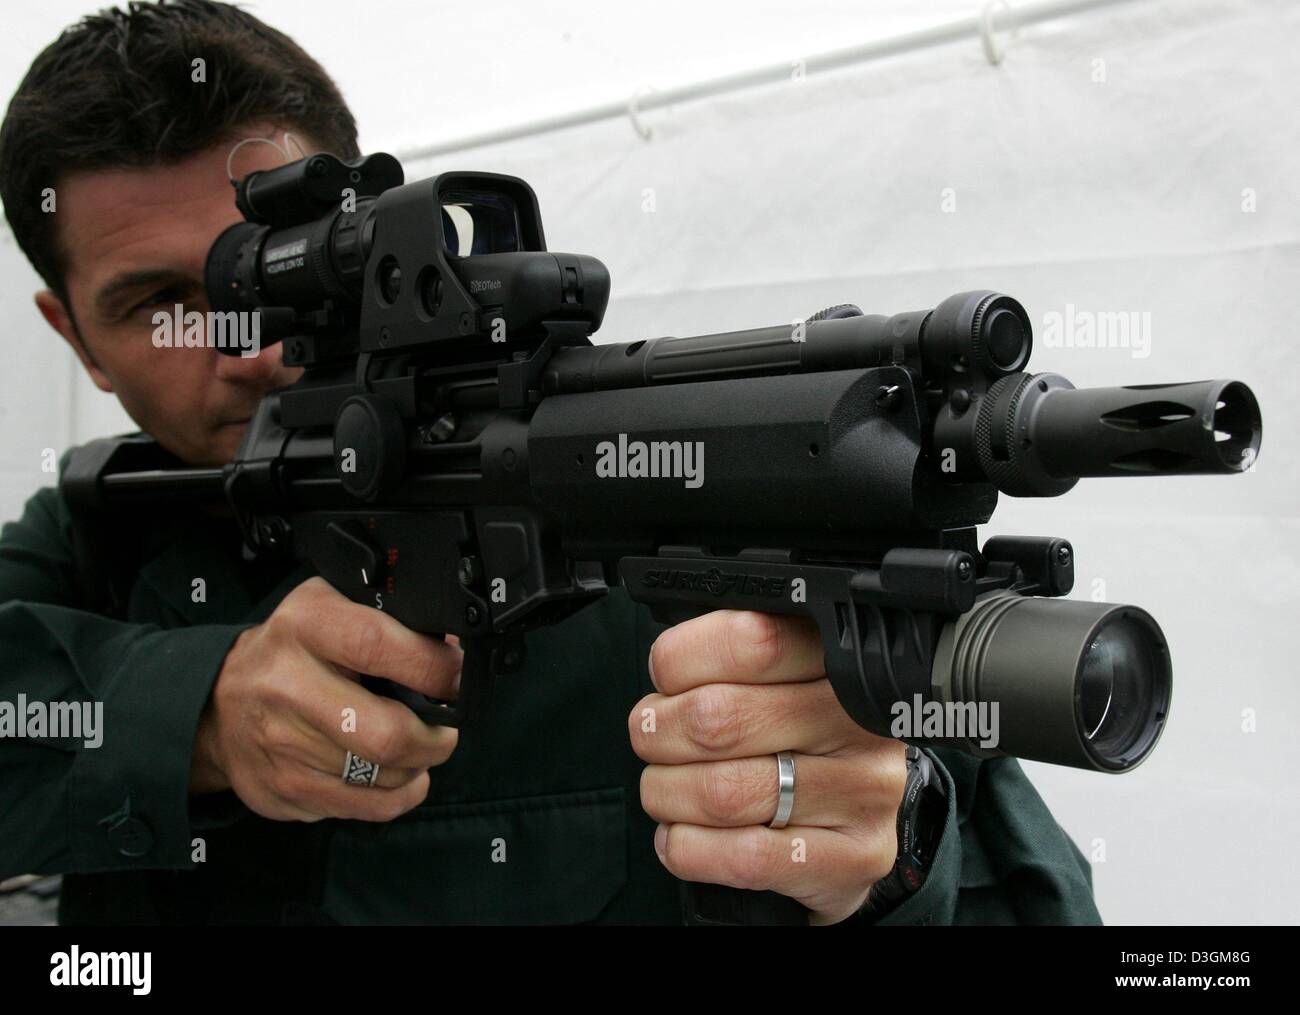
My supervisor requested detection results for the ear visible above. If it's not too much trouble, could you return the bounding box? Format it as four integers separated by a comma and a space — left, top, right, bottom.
35, 289, 113, 393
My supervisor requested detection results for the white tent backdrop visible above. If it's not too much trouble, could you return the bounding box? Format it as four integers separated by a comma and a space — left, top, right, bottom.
1, 0, 1296, 923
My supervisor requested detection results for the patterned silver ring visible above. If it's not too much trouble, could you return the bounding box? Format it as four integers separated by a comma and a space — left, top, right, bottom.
342, 750, 380, 787
769, 751, 796, 829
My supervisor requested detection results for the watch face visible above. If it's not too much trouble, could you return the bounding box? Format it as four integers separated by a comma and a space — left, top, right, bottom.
911, 786, 946, 871
897, 751, 947, 890
869, 750, 949, 910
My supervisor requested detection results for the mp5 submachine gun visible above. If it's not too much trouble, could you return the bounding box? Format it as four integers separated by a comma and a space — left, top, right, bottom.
64, 151, 1263, 925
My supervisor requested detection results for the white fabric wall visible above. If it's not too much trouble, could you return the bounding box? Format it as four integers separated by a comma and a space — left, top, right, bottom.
1, 0, 1296, 923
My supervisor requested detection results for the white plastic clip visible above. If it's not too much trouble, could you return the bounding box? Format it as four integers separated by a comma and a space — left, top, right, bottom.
979, 0, 1013, 66
627, 86, 657, 141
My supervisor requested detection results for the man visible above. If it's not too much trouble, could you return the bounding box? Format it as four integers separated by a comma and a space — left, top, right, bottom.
0, 0, 1100, 925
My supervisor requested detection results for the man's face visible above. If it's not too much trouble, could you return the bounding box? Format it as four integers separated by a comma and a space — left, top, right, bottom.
35, 124, 312, 466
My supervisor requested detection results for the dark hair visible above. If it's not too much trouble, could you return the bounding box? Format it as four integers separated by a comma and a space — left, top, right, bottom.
0, 0, 360, 304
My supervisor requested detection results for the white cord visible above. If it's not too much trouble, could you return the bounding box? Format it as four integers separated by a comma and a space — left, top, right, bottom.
224, 130, 306, 184
626, 86, 657, 140
980, 0, 1018, 66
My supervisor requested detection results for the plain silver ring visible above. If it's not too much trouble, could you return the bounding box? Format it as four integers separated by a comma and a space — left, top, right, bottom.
342, 750, 380, 787
769, 751, 796, 829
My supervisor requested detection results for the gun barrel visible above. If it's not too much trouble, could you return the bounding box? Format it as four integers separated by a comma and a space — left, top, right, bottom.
967, 374, 1262, 496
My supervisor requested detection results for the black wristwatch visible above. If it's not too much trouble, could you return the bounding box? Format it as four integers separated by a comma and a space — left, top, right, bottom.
859, 745, 948, 917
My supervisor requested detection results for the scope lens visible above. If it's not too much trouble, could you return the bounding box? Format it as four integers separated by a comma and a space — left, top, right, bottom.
205, 220, 268, 315
440, 189, 520, 256
983, 307, 1026, 370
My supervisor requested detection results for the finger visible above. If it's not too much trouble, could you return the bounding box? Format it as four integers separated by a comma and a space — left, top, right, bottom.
630, 678, 860, 763
655, 822, 897, 923
343, 759, 421, 790
274, 766, 432, 823
270, 713, 426, 788
640, 742, 907, 830
282, 666, 460, 770
287, 579, 463, 698
648, 611, 824, 695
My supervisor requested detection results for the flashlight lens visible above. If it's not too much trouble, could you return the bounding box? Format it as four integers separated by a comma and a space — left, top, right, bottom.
1076, 612, 1170, 768
932, 593, 1172, 772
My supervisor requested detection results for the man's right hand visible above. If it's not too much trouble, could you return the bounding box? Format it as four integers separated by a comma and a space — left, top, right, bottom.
189, 577, 462, 822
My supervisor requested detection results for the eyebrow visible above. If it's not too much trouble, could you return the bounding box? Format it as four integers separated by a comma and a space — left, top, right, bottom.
94, 268, 192, 317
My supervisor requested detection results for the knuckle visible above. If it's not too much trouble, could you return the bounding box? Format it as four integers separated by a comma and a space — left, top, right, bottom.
848, 751, 909, 831
698, 762, 754, 822
367, 773, 428, 822
658, 825, 689, 877
885, 748, 909, 805
724, 611, 783, 676
418, 642, 454, 680
647, 636, 673, 691
259, 715, 297, 756
261, 666, 306, 711
363, 717, 405, 766
425, 728, 459, 767
373, 767, 402, 789
637, 767, 659, 816
358, 706, 408, 764
727, 828, 779, 889
658, 824, 679, 872
344, 617, 387, 676
275, 586, 314, 632
272, 769, 311, 807
408, 770, 432, 804
270, 596, 299, 630
627, 695, 656, 746
685, 684, 744, 753
244, 703, 276, 748
296, 576, 332, 605
261, 620, 296, 662
422, 644, 459, 688
373, 790, 412, 823
866, 743, 910, 815
864, 824, 900, 885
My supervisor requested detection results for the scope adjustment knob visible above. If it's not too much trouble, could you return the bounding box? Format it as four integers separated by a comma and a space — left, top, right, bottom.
806, 304, 863, 322
333, 393, 407, 501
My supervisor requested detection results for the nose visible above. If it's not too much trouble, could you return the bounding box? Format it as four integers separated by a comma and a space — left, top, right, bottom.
212, 339, 289, 384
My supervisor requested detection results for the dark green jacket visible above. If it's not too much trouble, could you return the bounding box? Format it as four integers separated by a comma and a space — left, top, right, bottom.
0, 472, 1102, 925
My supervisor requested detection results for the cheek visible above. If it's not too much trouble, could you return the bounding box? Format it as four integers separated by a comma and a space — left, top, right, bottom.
126, 350, 213, 411
100, 337, 217, 431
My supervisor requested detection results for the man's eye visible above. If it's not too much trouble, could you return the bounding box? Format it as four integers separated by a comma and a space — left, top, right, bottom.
133, 288, 182, 314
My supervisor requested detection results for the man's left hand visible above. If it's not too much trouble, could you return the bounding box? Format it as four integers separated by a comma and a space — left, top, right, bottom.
630, 609, 909, 925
